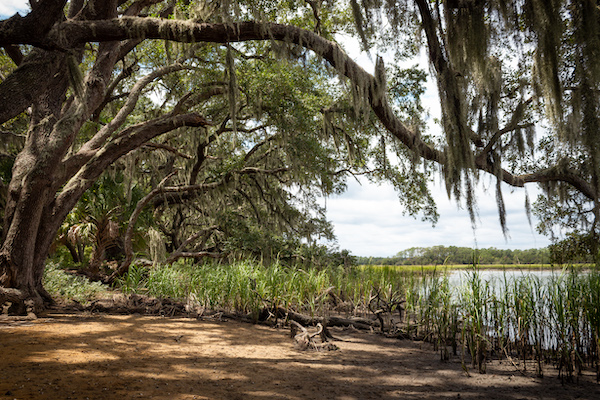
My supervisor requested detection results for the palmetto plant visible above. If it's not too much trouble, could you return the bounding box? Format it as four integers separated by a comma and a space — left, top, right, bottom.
56, 172, 145, 276
62, 207, 121, 276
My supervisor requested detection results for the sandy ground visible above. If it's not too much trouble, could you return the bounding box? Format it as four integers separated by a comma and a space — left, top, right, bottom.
1, 312, 599, 400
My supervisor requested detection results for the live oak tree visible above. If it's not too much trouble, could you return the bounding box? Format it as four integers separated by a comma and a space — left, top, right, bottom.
0, 0, 435, 313
1, 0, 599, 314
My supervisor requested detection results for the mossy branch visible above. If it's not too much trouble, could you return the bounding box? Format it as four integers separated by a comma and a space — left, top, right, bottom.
10, 15, 595, 205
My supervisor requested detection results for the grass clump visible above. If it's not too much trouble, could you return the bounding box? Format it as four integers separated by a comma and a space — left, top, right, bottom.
43, 263, 110, 304
115, 260, 417, 318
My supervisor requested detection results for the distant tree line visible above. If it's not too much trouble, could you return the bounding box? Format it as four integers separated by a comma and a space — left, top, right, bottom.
356, 246, 551, 266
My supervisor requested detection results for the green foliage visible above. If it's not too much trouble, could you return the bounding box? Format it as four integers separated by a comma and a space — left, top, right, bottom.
52, 171, 149, 270
548, 232, 599, 265
357, 245, 551, 266
43, 263, 109, 304
116, 259, 413, 316
116, 264, 148, 294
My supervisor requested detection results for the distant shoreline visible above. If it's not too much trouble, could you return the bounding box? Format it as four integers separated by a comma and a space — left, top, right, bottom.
358, 263, 593, 272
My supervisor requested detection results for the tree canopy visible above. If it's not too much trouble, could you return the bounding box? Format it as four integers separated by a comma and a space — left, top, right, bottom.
0, 0, 599, 314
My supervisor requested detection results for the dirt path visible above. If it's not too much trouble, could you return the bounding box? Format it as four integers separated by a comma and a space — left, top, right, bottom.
1, 313, 599, 399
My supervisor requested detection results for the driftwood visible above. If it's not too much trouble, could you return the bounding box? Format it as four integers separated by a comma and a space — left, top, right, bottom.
59, 293, 382, 335
290, 320, 339, 351
84, 294, 187, 316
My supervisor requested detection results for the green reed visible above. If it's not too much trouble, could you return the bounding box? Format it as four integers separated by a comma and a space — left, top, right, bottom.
113, 259, 600, 378
583, 270, 600, 381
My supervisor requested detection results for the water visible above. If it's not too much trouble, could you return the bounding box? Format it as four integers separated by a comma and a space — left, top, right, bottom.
441, 267, 594, 351
447, 268, 562, 290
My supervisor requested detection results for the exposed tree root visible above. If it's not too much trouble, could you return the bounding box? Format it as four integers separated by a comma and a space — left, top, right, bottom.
274, 306, 377, 331
290, 320, 339, 351
82, 294, 189, 316
0, 299, 38, 321
0, 287, 25, 303
0, 285, 55, 317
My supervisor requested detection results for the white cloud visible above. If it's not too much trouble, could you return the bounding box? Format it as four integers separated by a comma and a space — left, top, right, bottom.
0, 0, 29, 18
325, 177, 550, 257
324, 38, 550, 257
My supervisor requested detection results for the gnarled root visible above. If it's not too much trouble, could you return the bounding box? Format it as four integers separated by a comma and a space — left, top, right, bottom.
1, 298, 38, 321
290, 321, 339, 351
0, 287, 46, 319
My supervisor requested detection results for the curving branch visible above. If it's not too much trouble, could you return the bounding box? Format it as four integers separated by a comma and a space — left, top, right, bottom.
91, 62, 138, 121
40, 18, 445, 162
520, 166, 596, 201
77, 63, 192, 159
106, 166, 288, 283
164, 225, 222, 264
476, 99, 534, 161
3, 15, 594, 203
52, 112, 211, 240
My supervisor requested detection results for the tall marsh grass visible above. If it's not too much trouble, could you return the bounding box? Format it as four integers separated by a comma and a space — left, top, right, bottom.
116, 260, 417, 317
115, 260, 600, 380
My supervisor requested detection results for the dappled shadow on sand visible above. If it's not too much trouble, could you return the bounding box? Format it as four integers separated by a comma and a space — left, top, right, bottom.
1, 313, 599, 399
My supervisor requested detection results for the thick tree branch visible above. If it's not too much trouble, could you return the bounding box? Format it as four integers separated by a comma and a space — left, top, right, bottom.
77, 63, 191, 156
3, 14, 595, 211
0, 0, 66, 48
520, 166, 596, 200
2, 44, 23, 66
164, 226, 221, 264
50, 112, 211, 247
0, 49, 68, 124
38, 18, 443, 165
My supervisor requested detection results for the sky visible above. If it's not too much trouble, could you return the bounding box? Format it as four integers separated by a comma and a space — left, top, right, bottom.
0, 2, 552, 256
326, 41, 551, 256
325, 176, 549, 257
0, 0, 28, 18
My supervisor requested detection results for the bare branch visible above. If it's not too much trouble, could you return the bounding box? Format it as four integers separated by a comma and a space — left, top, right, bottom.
305, 0, 322, 34
477, 99, 534, 159
0, 131, 26, 139
171, 84, 226, 115
92, 61, 139, 120
480, 123, 534, 159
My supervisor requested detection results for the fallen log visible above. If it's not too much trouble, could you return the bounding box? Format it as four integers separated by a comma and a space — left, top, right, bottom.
275, 306, 378, 331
